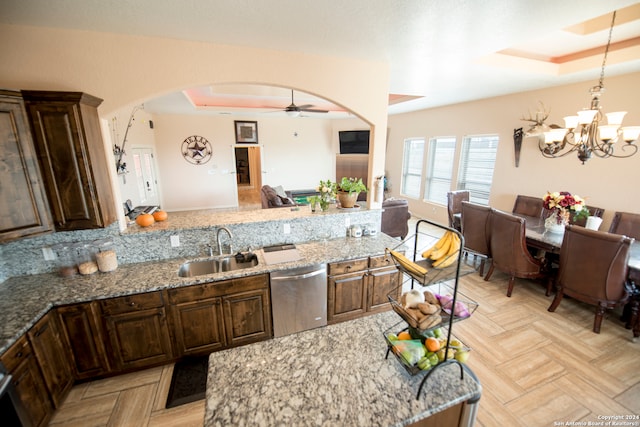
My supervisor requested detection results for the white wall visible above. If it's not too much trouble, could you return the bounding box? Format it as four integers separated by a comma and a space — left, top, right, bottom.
149, 114, 340, 211
386, 72, 640, 230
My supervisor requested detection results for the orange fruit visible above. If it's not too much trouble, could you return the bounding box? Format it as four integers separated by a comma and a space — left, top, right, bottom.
136, 213, 155, 227
152, 210, 168, 222
397, 331, 412, 340
425, 337, 440, 352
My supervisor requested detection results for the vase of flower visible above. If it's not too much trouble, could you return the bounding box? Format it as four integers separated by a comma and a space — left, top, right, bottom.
542, 191, 588, 234
317, 179, 337, 212
544, 214, 568, 234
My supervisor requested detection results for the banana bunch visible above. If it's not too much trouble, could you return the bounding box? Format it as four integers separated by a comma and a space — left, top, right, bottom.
387, 249, 428, 277
421, 230, 461, 269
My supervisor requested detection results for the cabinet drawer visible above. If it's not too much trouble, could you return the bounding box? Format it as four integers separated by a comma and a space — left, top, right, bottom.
167, 274, 269, 304
369, 254, 397, 269
0, 335, 32, 372
100, 291, 164, 315
167, 282, 223, 304
328, 258, 368, 275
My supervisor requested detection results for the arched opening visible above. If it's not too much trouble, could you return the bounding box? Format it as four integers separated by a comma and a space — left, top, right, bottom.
107, 83, 372, 213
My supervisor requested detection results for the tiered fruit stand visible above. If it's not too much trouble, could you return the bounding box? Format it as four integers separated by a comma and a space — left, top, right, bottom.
385, 219, 478, 399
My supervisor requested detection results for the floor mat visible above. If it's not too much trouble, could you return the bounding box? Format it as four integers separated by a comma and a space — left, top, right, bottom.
165, 356, 209, 408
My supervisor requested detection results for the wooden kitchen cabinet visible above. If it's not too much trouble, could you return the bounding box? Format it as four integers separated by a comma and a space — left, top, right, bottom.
100, 291, 174, 372
22, 90, 117, 231
367, 254, 402, 313
166, 284, 227, 356
222, 276, 272, 347
57, 302, 111, 380
328, 255, 400, 324
0, 90, 52, 243
27, 311, 74, 409
167, 274, 272, 353
1, 335, 53, 427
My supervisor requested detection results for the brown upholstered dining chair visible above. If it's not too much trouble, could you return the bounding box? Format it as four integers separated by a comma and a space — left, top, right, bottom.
461, 201, 491, 276
484, 209, 549, 297
447, 190, 469, 231
608, 211, 640, 240
569, 205, 605, 227
547, 225, 634, 334
512, 194, 544, 218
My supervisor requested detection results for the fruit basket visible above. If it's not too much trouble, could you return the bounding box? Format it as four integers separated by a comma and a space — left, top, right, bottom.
387, 283, 478, 334
383, 219, 478, 399
384, 322, 471, 376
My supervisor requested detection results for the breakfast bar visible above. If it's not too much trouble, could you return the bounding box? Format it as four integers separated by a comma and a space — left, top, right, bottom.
204, 310, 481, 427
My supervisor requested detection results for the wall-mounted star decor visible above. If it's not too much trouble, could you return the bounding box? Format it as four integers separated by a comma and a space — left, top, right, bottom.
181, 135, 212, 165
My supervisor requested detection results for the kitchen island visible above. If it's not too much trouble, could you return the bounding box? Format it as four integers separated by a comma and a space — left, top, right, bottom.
205, 310, 481, 427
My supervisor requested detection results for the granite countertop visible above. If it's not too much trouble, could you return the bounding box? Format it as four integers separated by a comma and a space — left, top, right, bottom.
204, 310, 481, 427
0, 234, 403, 354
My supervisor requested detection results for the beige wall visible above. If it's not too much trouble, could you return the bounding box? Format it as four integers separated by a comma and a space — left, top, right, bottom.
386, 72, 640, 230
0, 23, 389, 208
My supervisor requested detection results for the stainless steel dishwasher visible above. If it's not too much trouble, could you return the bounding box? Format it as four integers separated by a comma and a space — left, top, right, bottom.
270, 263, 327, 337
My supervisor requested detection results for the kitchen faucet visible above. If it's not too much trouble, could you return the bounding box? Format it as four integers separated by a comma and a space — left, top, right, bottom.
216, 227, 233, 255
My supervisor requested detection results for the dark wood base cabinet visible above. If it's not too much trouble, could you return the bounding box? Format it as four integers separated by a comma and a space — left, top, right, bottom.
223, 285, 272, 347
0, 272, 274, 423
166, 274, 272, 356
57, 302, 111, 380
166, 286, 227, 356
328, 255, 401, 324
27, 311, 74, 409
100, 292, 174, 372
1, 335, 53, 427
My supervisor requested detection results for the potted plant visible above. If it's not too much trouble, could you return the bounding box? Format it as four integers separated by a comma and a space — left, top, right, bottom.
337, 177, 367, 208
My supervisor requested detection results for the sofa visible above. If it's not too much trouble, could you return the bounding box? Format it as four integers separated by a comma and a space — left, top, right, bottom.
261, 185, 296, 208
381, 198, 411, 239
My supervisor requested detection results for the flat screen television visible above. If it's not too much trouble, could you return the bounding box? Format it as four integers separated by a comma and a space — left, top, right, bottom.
339, 130, 370, 154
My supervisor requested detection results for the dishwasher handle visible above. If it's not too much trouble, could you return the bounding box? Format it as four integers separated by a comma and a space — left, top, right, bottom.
271, 268, 326, 281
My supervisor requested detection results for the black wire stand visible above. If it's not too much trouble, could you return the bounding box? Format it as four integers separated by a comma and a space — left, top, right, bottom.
384, 219, 478, 399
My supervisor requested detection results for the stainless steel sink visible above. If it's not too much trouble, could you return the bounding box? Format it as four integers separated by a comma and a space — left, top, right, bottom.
178, 253, 258, 277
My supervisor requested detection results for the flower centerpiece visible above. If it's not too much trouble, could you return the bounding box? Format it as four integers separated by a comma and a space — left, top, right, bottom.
316, 179, 337, 211
542, 191, 588, 233
336, 177, 368, 208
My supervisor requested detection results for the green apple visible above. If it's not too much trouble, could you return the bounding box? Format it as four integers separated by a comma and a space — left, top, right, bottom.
454, 350, 470, 363
418, 357, 431, 370
433, 328, 443, 338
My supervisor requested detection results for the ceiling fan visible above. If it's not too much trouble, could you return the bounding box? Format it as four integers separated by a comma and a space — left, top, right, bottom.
281, 90, 329, 116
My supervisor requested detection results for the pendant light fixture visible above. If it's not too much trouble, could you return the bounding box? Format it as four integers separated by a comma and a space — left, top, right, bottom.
541, 11, 639, 164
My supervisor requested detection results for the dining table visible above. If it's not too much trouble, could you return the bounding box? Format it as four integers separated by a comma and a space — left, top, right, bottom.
514, 213, 640, 338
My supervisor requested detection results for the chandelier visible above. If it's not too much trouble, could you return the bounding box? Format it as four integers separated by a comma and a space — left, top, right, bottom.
541, 10, 639, 164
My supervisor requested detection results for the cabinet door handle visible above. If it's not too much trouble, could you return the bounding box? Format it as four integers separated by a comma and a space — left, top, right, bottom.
345, 265, 351, 271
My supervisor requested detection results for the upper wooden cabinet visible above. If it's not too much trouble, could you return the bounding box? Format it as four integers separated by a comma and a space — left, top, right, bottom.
22, 90, 117, 231
0, 90, 53, 242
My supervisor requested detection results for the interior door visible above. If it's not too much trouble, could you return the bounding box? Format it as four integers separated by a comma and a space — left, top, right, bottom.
235, 146, 262, 207
131, 147, 160, 206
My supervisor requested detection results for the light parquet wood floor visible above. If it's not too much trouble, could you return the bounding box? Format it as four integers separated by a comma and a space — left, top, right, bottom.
50, 226, 640, 426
